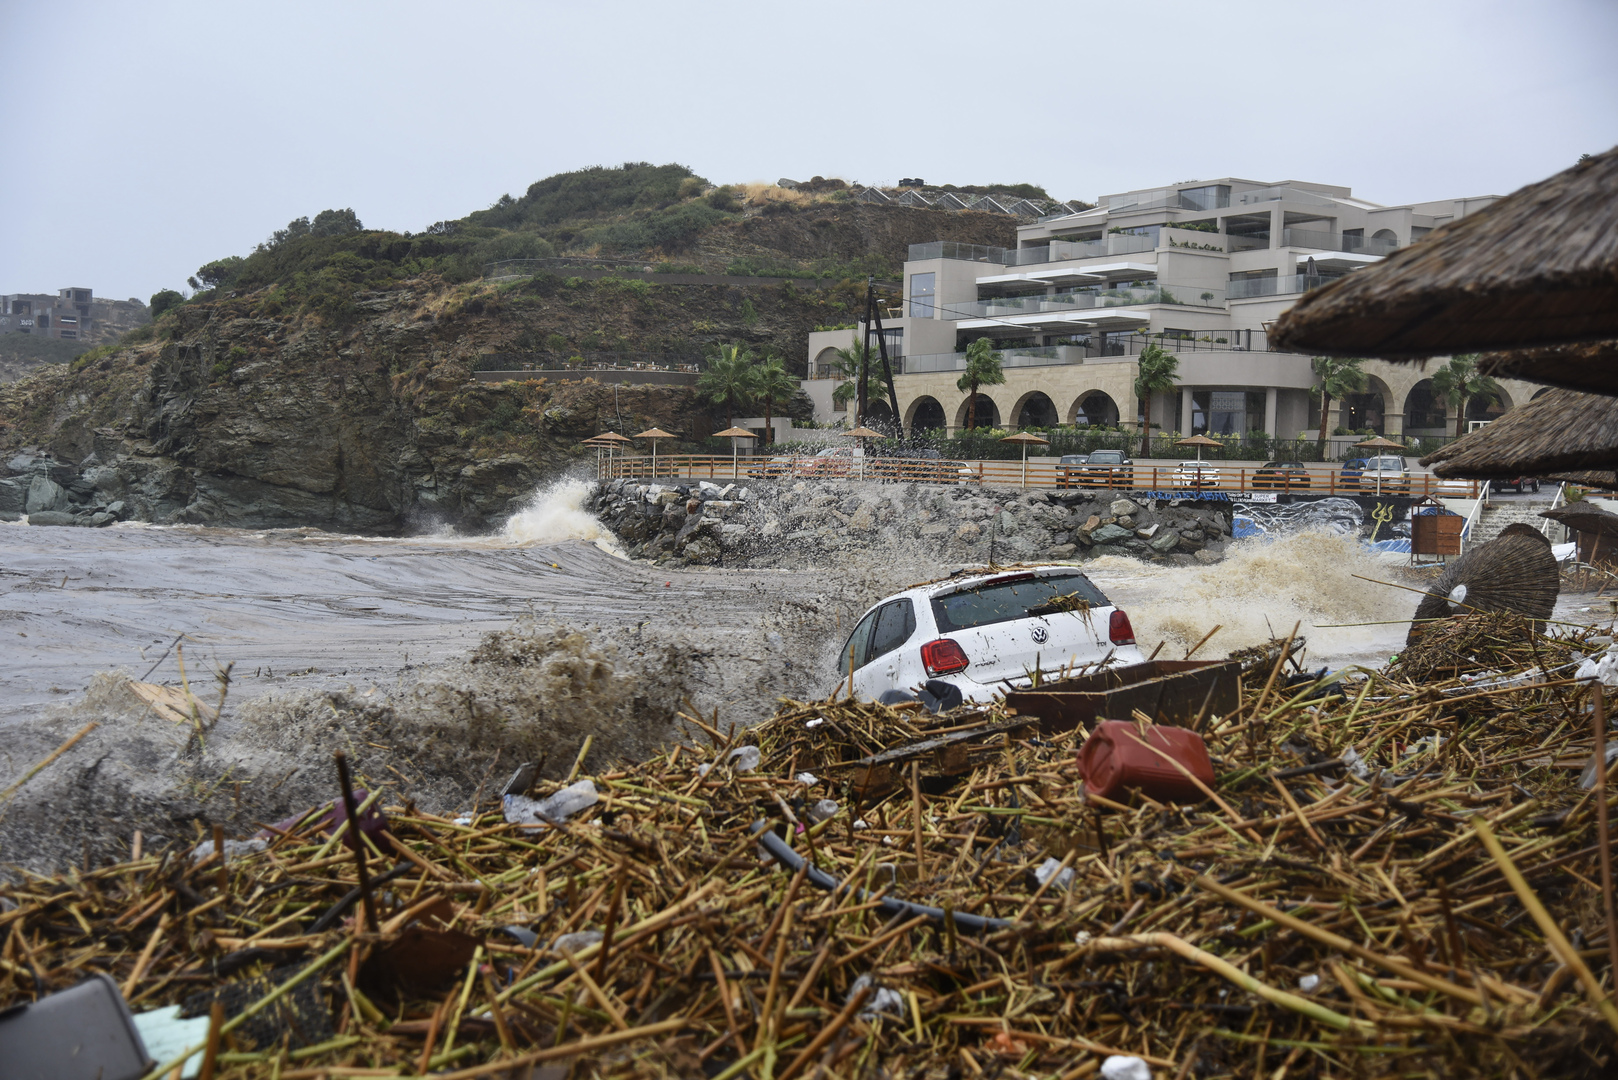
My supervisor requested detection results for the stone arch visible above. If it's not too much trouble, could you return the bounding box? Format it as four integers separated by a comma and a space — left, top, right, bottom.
955, 394, 1001, 429
1467, 382, 1512, 423
1532, 386, 1554, 402
1404, 378, 1447, 432
1069, 390, 1119, 426
1012, 390, 1058, 429
1342, 372, 1395, 434
812, 346, 844, 379
863, 399, 895, 429
1372, 228, 1397, 246
906, 395, 946, 432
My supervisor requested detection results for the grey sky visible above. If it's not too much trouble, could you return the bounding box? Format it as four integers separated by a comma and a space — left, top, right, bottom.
5, 0, 1615, 302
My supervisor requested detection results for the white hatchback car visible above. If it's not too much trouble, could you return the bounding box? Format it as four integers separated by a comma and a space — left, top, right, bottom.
835, 565, 1146, 705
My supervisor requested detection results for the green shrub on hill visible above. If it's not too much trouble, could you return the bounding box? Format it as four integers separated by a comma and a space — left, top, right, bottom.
467, 162, 703, 230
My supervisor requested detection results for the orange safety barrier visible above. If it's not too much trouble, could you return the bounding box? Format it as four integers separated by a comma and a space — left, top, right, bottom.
594, 456, 1482, 498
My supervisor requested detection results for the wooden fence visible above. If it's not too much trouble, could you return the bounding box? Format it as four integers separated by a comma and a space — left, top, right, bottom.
591, 455, 1483, 498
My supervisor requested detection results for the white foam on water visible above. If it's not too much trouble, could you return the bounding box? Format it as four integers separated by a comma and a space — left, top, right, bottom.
503, 479, 625, 554
1083, 530, 1415, 669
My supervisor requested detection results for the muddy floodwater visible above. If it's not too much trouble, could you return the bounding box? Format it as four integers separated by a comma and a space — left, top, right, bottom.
0, 481, 1607, 872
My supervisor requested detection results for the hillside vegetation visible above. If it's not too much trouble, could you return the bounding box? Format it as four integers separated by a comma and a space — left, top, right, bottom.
0, 163, 1069, 532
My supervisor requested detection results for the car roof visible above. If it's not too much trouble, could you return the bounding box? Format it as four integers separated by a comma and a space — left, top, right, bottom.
1263, 460, 1304, 468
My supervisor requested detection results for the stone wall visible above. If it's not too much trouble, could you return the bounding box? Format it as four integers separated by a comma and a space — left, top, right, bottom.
589, 479, 1233, 569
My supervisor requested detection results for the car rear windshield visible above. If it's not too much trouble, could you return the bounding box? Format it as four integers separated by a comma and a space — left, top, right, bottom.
1089, 452, 1125, 464
1367, 456, 1404, 470
931, 572, 1109, 633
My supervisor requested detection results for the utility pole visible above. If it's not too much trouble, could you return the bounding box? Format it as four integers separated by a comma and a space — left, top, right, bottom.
859, 278, 902, 436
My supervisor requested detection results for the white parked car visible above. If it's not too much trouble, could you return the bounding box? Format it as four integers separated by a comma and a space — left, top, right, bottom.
1173, 460, 1223, 488
834, 565, 1146, 705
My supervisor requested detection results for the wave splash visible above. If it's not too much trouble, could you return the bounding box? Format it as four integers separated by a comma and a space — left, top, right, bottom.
503, 479, 624, 553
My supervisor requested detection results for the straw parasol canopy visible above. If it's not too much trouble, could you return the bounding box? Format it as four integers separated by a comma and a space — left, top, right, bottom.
585, 431, 633, 445
1271, 145, 1618, 360
1476, 339, 1618, 397
713, 426, 757, 480
1001, 431, 1051, 486
1542, 503, 1618, 536
1174, 433, 1221, 462
1406, 524, 1559, 646
841, 426, 885, 439
635, 427, 677, 480
1420, 388, 1618, 485
1354, 436, 1406, 451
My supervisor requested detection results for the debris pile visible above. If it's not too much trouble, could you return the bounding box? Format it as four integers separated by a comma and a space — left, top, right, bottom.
4, 620, 1618, 1077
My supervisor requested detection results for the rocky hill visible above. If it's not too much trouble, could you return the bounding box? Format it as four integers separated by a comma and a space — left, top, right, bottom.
0, 164, 1051, 532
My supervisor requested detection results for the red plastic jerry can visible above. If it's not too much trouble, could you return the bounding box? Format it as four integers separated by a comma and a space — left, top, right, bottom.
1078, 720, 1215, 804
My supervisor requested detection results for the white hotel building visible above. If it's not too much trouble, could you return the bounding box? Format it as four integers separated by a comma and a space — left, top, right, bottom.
804, 177, 1545, 442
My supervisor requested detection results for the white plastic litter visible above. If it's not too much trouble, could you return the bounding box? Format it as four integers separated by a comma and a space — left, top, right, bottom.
808, 799, 840, 823
1553, 541, 1578, 562
1339, 746, 1373, 780
1100, 1055, 1152, 1080
849, 974, 907, 1020
552, 930, 604, 954
503, 779, 599, 826
697, 763, 713, 777
1073, 930, 1093, 947
189, 837, 267, 864
1298, 973, 1321, 992
1034, 857, 1075, 891
805, 717, 826, 729
131, 1006, 210, 1079
727, 746, 761, 772
853, 819, 869, 830
795, 772, 820, 785
1581, 743, 1618, 789
1576, 645, 1618, 688
453, 816, 473, 826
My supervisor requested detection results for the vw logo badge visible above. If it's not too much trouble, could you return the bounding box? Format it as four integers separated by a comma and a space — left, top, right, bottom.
1030, 626, 1049, 644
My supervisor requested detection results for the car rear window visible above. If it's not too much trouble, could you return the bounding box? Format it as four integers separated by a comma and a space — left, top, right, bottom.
931, 572, 1109, 633
1089, 452, 1124, 464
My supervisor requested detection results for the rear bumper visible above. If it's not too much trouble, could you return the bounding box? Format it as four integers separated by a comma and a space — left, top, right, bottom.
935, 646, 1148, 703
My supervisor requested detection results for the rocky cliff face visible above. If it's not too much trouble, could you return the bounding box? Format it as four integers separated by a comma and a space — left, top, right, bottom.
0, 278, 748, 532
589, 478, 1234, 569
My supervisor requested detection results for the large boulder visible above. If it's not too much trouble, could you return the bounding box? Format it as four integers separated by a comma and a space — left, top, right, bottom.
25, 476, 69, 514
1091, 523, 1134, 545
1149, 529, 1181, 553
0, 479, 24, 514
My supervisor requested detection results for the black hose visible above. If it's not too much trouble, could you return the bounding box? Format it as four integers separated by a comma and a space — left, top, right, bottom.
751, 821, 1016, 933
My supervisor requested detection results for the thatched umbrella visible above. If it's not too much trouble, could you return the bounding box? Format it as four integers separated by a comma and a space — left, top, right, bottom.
1000, 431, 1051, 487
1543, 503, 1618, 566
713, 426, 757, 480
584, 431, 633, 478
635, 427, 676, 480
1354, 435, 1407, 496
1478, 339, 1618, 397
1406, 523, 1560, 645
1174, 433, 1221, 462
1271, 146, 1618, 360
842, 425, 885, 481
1420, 388, 1618, 486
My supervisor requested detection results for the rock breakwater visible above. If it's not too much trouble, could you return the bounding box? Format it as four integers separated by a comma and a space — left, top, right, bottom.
589, 478, 1233, 568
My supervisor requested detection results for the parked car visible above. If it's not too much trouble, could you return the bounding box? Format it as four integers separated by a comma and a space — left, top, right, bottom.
1173, 460, 1223, 488
1074, 449, 1135, 488
1251, 461, 1312, 490
1357, 455, 1411, 493
1491, 476, 1542, 494
1338, 457, 1368, 490
1057, 454, 1089, 486
870, 452, 974, 483
835, 565, 1145, 704
1434, 476, 1481, 497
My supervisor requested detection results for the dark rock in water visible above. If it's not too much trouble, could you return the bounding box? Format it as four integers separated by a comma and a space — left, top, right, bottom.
26, 510, 78, 527
25, 476, 68, 514
0, 478, 23, 514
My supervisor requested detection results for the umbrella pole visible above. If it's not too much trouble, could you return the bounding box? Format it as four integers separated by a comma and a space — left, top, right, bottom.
733, 439, 738, 480
1022, 445, 1028, 488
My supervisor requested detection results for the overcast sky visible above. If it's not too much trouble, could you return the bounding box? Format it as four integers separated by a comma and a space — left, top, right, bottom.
5, 0, 1615, 302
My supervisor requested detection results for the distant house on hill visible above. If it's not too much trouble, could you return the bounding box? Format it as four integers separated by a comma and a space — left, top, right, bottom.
0, 287, 149, 343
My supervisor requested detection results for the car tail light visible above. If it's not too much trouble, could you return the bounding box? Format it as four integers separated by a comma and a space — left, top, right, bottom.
921, 638, 970, 677
1109, 610, 1136, 646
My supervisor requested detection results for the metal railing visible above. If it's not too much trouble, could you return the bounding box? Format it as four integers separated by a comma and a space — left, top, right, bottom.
1227, 274, 1337, 300
1230, 185, 1342, 209
1227, 234, 1270, 252
1281, 229, 1399, 256
598, 454, 1482, 496
1105, 189, 1232, 213
912, 235, 1158, 267
947, 284, 1224, 320
908, 241, 1011, 264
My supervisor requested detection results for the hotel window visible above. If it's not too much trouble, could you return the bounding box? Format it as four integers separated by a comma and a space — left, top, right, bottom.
908, 272, 935, 318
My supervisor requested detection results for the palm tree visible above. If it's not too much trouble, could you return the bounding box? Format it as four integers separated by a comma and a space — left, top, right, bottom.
956, 339, 1006, 430
1431, 354, 1501, 438
1311, 356, 1368, 455
829, 344, 888, 418
698, 343, 758, 429
1134, 343, 1180, 457
752, 355, 798, 446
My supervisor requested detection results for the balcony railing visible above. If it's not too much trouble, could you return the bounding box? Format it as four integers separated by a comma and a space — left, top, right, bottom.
1281, 228, 1399, 256
914, 234, 1162, 268
947, 284, 1225, 320
1227, 234, 1270, 252
908, 241, 1010, 263
1230, 185, 1341, 209
1227, 274, 1336, 300
1105, 189, 1232, 213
